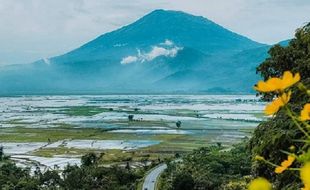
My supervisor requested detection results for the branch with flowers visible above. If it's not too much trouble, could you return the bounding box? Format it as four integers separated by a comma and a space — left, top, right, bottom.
248, 71, 310, 190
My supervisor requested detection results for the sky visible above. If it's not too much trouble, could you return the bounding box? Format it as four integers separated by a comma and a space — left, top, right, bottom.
0, 0, 310, 65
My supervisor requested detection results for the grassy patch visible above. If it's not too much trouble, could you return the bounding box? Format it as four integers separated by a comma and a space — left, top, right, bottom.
4, 119, 34, 125
0, 126, 185, 143
32, 147, 97, 157
61, 106, 203, 118
105, 120, 172, 127
62, 106, 110, 116
33, 147, 171, 165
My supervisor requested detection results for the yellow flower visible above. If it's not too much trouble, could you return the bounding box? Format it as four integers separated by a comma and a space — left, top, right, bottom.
275, 155, 295, 174
254, 71, 300, 92
280, 71, 300, 91
302, 185, 310, 190
301, 163, 310, 189
300, 103, 310, 121
264, 92, 291, 115
255, 78, 282, 92
248, 178, 272, 190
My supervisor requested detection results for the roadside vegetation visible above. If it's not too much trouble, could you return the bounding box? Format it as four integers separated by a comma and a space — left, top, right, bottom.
159, 142, 251, 190
157, 23, 310, 190
0, 151, 155, 190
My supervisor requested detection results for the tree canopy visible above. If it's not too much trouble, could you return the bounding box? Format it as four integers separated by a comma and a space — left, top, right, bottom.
249, 23, 310, 189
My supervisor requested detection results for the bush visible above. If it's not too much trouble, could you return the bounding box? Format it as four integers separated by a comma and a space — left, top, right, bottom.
159, 143, 251, 190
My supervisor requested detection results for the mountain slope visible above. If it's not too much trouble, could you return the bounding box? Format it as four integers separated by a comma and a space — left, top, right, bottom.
0, 9, 269, 94
55, 9, 264, 63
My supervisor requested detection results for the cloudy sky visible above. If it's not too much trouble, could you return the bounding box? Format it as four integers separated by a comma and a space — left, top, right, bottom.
0, 0, 310, 65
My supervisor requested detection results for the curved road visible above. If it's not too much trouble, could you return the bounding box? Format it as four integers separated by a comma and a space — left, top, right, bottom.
142, 164, 167, 190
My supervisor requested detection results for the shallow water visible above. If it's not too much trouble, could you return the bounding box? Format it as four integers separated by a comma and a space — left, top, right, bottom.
0, 95, 264, 126
0, 95, 265, 169
0, 95, 264, 142
110, 129, 191, 134
63, 140, 160, 150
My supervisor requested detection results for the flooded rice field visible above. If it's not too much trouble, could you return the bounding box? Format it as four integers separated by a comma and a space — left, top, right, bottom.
0, 95, 265, 171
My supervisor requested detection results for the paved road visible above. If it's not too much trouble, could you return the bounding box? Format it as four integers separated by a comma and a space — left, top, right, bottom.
142, 164, 167, 190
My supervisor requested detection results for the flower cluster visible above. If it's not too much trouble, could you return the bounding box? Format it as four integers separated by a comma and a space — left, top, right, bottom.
254, 71, 300, 93
255, 71, 300, 116
249, 71, 310, 190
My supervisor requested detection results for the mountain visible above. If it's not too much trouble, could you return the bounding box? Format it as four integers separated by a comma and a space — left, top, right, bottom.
0, 9, 270, 94
278, 39, 291, 47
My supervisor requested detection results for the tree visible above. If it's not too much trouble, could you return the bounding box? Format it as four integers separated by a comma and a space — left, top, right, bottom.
0, 162, 38, 189
62, 165, 86, 190
128, 115, 134, 121
216, 142, 222, 148
256, 23, 310, 102
125, 162, 130, 170
172, 173, 195, 190
81, 152, 98, 167
249, 23, 310, 189
39, 170, 62, 188
160, 143, 251, 190
0, 151, 142, 190
0, 146, 3, 161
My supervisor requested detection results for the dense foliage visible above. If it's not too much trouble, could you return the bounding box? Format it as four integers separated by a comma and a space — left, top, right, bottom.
0, 152, 143, 190
159, 23, 310, 190
159, 143, 251, 190
249, 23, 310, 189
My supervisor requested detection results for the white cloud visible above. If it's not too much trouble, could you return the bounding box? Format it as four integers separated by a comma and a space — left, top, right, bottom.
160, 39, 174, 46
120, 40, 183, 64
121, 56, 138, 64
144, 46, 181, 61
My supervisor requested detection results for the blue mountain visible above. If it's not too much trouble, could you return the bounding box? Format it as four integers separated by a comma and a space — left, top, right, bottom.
0, 9, 272, 94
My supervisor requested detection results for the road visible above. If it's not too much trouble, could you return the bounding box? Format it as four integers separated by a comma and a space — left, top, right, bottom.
142, 163, 167, 190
